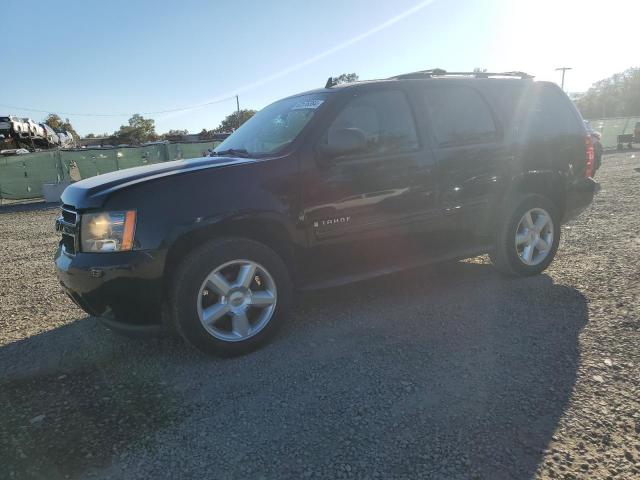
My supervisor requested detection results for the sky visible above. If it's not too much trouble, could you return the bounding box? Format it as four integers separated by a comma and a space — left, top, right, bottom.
2, 0, 637, 136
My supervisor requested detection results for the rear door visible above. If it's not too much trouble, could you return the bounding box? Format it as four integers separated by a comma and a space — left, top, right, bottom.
417, 82, 511, 238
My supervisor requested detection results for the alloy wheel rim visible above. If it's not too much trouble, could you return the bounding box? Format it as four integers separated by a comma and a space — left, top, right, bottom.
197, 260, 277, 342
515, 208, 554, 266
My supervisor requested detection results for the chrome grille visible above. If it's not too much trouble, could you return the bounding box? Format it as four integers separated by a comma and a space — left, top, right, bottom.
61, 208, 78, 224
56, 206, 79, 255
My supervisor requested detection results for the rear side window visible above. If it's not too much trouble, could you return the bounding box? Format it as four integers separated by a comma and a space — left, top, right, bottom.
421, 85, 497, 146
526, 86, 580, 137
494, 84, 581, 139
325, 89, 419, 155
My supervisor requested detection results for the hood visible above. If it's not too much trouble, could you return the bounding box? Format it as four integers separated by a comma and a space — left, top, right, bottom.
62, 156, 254, 209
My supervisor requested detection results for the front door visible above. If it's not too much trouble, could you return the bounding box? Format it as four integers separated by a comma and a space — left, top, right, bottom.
299, 87, 439, 283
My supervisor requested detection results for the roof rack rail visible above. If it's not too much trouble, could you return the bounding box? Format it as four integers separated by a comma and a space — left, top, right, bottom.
390, 69, 534, 80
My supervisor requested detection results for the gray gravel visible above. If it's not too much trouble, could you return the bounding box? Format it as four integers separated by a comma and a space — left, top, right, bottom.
1, 152, 639, 479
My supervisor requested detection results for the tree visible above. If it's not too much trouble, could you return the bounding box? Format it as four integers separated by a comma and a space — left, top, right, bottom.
160, 129, 188, 140
331, 73, 359, 85
575, 68, 640, 119
214, 109, 257, 133
113, 114, 157, 144
43, 114, 80, 141
85, 133, 96, 138
199, 128, 214, 140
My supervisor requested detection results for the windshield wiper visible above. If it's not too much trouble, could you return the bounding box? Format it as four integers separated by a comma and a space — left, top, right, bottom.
213, 148, 250, 158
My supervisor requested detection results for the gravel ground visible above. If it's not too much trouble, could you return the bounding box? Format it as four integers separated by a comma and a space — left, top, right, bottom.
1, 152, 639, 480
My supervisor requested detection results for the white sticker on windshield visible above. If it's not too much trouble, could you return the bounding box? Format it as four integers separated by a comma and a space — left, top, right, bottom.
292, 99, 324, 110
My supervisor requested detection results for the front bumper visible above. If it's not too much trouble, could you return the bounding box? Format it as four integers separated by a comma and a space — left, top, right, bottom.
562, 177, 599, 223
55, 246, 167, 330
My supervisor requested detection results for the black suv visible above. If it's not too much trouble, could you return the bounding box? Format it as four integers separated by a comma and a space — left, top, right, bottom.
55, 70, 597, 356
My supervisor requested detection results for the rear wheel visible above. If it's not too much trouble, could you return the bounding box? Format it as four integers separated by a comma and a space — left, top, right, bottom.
490, 194, 560, 276
170, 238, 292, 356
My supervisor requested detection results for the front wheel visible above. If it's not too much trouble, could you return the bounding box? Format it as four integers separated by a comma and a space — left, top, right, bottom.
170, 238, 292, 356
490, 194, 561, 276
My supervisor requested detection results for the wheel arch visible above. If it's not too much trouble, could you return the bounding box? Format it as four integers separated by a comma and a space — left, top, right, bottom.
163, 214, 298, 292
505, 171, 567, 218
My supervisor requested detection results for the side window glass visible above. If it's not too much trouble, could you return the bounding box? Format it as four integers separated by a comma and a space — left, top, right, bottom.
422, 86, 497, 146
527, 87, 578, 137
324, 90, 419, 156
498, 84, 579, 139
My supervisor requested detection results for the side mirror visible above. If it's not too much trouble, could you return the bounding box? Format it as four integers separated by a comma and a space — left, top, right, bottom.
318, 128, 367, 161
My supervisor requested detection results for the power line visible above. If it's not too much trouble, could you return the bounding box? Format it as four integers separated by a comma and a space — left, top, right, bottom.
0, 94, 237, 118
1, 0, 437, 120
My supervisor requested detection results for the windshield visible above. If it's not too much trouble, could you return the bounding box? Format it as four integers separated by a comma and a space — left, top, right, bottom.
214, 93, 328, 156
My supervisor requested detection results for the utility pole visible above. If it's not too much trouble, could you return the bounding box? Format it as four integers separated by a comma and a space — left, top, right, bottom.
235, 95, 240, 130
555, 67, 572, 90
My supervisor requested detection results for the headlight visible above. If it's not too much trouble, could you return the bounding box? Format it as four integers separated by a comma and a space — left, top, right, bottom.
81, 210, 136, 252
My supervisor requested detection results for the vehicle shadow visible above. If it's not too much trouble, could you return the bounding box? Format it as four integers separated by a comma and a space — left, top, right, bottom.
283, 260, 588, 479
0, 260, 587, 479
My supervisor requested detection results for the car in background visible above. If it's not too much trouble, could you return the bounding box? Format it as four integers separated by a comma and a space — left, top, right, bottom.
21, 118, 45, 138
0, 115, 29, 136
55, 130, 75, 148
0, 148, 30, 156
34, 121, 46, 138
0, 116, 14, 132
40, 124, 60, 145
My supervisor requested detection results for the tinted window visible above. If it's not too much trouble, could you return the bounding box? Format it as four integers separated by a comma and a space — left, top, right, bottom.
526, 86, 580, 137
492, 84, 581, 139
324, 89, 418, 155
422, 86, 497, 146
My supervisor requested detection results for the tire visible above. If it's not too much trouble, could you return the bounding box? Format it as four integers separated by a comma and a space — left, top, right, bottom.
490, 194, 560, 277
170, 237, 292, 356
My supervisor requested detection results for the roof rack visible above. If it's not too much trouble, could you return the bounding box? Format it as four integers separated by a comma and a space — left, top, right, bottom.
390, 69, 534, 80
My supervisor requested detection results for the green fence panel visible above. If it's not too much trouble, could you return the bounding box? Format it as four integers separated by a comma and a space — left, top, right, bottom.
174, 143, 209, 160
166, 143, 178, 160
0, 151, 63, 199
0, 156, 35, 199
169, 141, 223, 160
58, 150, 85, 182
115, 144, 166, 170
59, 150, 95, 179
1, 141, 229, 200
115, 148, 142, 170
66, 149, 119, 179
94, 150, 119, 175
587, 117, 640, 148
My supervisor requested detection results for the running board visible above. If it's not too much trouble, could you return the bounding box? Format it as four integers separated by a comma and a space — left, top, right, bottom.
297, 245, 493, 291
